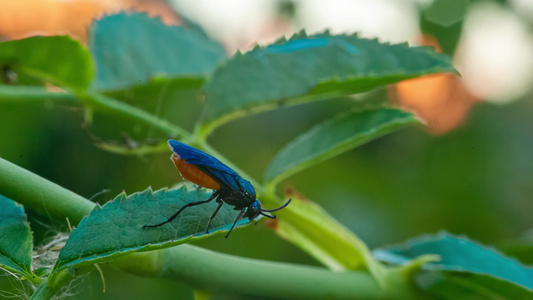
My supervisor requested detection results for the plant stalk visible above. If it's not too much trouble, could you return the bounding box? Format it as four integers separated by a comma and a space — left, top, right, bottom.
115, 246, 415, 300
0, 157, 94, 225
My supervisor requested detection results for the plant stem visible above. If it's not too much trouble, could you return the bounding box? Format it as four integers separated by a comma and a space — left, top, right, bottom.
0, 86, 78, 103
0, 86, 192, 143
85, 92, 192, 141
0, 157, 94, 225
29, 270, 72, 300
116, 246, 415, 300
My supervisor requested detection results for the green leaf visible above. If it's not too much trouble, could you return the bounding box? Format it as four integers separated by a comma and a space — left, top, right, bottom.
54, 184, 250, 271
0, 195, 34, 279
374, 232, 533, 299
0, 36, 93, 91
201, 32, 456, 130
90, 12, 227, 90
265, 108, 420, 185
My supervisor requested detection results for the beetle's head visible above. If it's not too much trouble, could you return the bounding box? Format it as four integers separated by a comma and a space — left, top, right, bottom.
245, 198, 293, 221
246, 199, 262, 221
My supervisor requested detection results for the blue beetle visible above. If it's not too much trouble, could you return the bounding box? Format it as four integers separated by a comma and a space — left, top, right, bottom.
144, 140, 291, 238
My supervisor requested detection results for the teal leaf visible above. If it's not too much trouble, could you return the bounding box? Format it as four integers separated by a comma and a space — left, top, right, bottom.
374, 232, 533, 299
202, 32, 456, 129
265, 108, 420, 185
0, 195, 34, 278
90, 12, 227, 90
54, 184, 250, 271
0, 36, 93, 91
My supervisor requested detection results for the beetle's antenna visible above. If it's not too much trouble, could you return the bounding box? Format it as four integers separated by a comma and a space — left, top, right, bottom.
260, 212, 276, 219
261, 198, 292, 212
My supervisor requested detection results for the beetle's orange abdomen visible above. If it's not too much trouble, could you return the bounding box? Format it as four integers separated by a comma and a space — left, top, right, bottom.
171, 153, 221, 190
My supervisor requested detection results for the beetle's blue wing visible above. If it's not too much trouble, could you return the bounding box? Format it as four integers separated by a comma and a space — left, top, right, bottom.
167, 140, 254, 194
168, 140, 236, 174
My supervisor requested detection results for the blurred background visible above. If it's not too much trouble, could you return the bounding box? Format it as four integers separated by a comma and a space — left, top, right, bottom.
1, 0, 533, 299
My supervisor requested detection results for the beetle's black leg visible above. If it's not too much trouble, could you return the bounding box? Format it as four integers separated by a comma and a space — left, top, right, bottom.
143, 190, 220, 229
205, 199, 224, 234
225, 208, 246, 239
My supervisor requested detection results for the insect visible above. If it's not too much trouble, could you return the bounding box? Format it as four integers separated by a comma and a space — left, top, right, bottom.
143, 140, 291, 238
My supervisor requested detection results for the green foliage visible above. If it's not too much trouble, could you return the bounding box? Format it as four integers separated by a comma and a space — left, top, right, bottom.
90, 12, 226, 90
499, 231, 533, 265
86, 12, 227, 144
265, 108, 420, 185
0, 36, 93, 91
54, 184, 248, 271
375, 232, 533, 299
201, 32, 455, 131
0, 195, 34, 281
0, 10, 492, 300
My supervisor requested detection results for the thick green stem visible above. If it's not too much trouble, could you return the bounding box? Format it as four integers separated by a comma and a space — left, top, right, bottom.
0, 157, 94, 225
29, 270, 72, 300
0, 86, 78, 103
30, 281, 56, 300
116, 246, 415, 300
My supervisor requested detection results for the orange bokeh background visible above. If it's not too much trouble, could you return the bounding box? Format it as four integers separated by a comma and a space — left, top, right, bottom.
0, 0, 180, 42
390, 36, 479, 135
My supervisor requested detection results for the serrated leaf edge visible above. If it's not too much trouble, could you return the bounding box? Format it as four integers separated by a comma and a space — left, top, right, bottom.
52, 186, 249, 272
